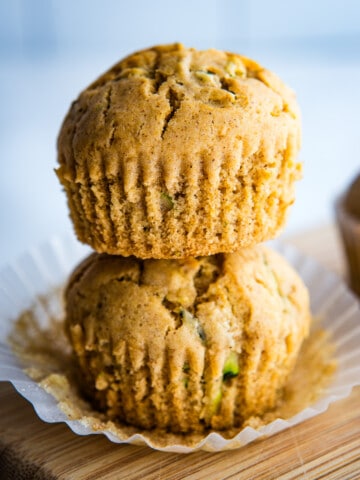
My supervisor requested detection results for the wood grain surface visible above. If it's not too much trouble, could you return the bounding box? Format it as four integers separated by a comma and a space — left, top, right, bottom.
1, 224, 359, 480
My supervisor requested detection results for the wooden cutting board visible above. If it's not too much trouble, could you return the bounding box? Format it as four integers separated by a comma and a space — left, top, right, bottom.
1, 225, 359, 480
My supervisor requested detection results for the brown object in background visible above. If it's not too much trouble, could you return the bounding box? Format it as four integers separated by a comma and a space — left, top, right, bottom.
336, 173, 360, 296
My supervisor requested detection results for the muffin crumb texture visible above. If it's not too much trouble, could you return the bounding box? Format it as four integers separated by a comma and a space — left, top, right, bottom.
57, 43, 302, 258
64, 246, 310, 433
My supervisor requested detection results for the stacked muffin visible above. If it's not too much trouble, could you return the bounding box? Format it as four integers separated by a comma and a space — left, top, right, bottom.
56, 44, 310, 433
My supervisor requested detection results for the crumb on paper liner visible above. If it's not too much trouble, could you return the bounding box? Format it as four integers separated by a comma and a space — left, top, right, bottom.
1, 236, 360, 453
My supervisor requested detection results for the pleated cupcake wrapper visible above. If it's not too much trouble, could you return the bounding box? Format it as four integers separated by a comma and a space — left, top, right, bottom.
1, 235, 360, 453
335, 198, 360, 296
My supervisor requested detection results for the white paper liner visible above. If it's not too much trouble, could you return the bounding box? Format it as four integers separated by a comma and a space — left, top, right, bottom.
0, 234, 360, 453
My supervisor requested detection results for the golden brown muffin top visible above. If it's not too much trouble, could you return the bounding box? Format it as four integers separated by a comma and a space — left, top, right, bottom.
57, 43, 301, 184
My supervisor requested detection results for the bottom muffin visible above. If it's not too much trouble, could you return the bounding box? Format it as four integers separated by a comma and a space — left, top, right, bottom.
64, 246, 310, 433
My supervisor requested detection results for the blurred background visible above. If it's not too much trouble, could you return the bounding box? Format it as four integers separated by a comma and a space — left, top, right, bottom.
1, 0, 359, 266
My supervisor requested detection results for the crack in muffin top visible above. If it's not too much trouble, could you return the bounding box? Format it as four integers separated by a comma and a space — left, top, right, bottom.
57, 43, 300, 182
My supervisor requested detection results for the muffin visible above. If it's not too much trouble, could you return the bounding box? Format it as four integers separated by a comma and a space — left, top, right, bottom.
65, 245, 310, 433
336, 172, 360, 296
56, 43, 302, 259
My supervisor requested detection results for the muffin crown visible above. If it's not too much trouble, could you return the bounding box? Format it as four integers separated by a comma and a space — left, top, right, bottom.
57, 43, 300, 183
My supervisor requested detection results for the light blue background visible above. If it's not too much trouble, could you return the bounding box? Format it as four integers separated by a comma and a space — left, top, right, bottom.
1, 0, 359, 266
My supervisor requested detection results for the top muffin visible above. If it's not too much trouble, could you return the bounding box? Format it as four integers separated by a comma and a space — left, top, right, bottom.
57, 43, 302, 259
